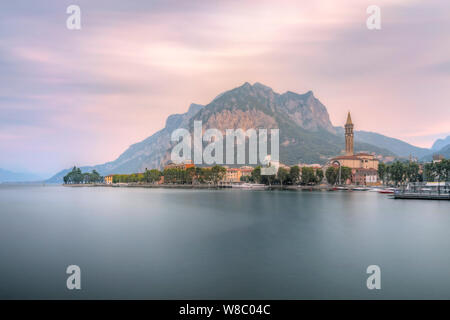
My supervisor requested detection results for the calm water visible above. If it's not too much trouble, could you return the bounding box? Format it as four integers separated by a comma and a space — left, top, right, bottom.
0, 185, 449, 299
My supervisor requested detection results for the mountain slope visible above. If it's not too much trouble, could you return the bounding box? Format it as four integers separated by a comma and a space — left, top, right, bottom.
188, 82, 394, 164
0, 168, 43, 182
334, 128, 431, 158
421, 144, 450, 161
432, 135, 450, 151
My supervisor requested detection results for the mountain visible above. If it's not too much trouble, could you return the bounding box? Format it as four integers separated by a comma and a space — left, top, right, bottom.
334, 128, 430, 158
187, 82, 394, 165
432, 135, 450, 151
48, 82, 416, 183
0, 168, 43, 182
421, 144, 450, 161
436, 145, 450, 158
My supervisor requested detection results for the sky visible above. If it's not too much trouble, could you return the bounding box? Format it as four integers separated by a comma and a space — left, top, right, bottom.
1, 0, 449, 177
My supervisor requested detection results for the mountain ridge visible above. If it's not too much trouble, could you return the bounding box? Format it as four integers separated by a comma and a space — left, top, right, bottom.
432, 135, 450, 151
0, 168, 44, 183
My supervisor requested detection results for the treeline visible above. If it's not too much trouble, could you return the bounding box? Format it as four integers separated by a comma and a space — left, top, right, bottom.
378, 159, 450, 186
163, 166, 226, 185
111, 166, 227, 185
325, 166, 352, 185
242, 166, 330, 186
110, 165, 344, 186
112, 169, 161, 183
63, 167, 102, 184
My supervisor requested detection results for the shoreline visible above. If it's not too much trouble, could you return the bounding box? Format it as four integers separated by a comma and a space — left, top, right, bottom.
62, 183, 334, 191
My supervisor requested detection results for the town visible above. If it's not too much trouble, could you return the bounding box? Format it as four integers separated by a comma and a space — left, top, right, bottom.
64, 112, 450, 195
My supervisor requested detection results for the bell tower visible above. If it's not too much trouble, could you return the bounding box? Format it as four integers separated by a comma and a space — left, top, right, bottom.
345, 112, 354, 155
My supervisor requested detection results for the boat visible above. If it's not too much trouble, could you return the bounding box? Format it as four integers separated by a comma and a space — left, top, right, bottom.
378, 188, 395, 194
352, 187, 370, 191
232, 183, 267, 190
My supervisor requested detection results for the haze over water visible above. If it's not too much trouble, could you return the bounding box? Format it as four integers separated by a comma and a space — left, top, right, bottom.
1, 185, 449, 299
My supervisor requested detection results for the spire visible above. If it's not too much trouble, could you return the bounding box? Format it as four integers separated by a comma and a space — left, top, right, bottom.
346, 111, 353, 125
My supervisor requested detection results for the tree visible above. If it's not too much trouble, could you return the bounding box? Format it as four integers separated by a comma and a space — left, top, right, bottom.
185, 167, 196, 184
144, 169, 162, 183
315, 168, 324, 184
90, 170, 102, 183
424, 163, 436, 182
340, 166, 352, 184
261, 173, 276, 186
406, 162, 420, 182
390, 161, 406, 186
251, 166, 262, 184
301, 167, 315, 185
63, 167, 102, 184
210, 165, 226, 186
325, 167, 338, 185
277, 167, 289, 186
378, 162, 387, 185
289, 166, 300, 184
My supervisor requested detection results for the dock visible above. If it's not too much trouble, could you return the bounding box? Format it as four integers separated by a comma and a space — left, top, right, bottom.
393, 193, 450, 200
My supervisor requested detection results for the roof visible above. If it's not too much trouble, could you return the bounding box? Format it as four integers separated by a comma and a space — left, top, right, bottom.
331, 155, 362, 160
331, 154, 376, 161
345, 112, 353, 125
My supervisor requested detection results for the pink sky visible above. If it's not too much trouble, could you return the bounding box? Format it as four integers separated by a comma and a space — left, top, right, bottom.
1, 0, 449, 176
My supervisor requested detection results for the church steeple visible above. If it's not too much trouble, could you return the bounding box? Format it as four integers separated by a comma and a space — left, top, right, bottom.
345, 111, 354, 155
346, 111, 353, 125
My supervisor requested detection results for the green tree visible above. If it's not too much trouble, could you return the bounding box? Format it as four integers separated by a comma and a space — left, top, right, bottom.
144, 169, 162, 183
378, 162, 387, 185
210, 165, 226, 186
251, 166, 262, 184
340, 166, 352, 184
277, 167, 289, 186
390, 161, 406, 186
406, 162, 420, 182
185, 167, 196, 184
315, 168, 324, 184
325, 167, 338, 185
301, 167, 315, 185
289, 166, 300, 184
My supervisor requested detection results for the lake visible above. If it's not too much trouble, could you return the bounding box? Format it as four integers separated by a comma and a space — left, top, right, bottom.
0, 185, 449, 299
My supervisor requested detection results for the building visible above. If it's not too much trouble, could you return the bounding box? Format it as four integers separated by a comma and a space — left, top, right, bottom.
222, 166, 255, 183
344, 112, 354, 155
240, 166, 253, 177
164, 161, 195, 170
224, 168, 242, 182
353, 168, 378, 185
104, 174, 114, 184
330, 112, 379, 185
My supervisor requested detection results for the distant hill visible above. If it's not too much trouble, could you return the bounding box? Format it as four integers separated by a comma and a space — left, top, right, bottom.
334, 128, 431, 158
432, 135, 450, 151
47, 82, 425, 183
0, 168, 43, 182
421, 144, 450, 161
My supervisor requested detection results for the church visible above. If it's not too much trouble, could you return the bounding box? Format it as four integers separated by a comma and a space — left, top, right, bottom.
330, 112, 379, 185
